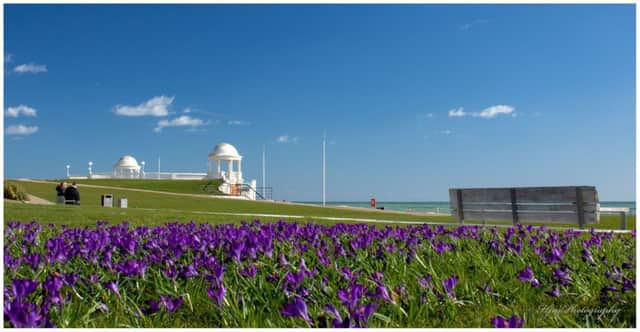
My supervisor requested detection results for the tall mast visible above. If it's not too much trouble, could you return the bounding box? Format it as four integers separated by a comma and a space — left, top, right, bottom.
322, 132, 326, 206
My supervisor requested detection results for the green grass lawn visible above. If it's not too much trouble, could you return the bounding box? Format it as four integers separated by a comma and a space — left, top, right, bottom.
51, 179, 224, 195
5, 180, 453, 225
4, 180, 635, 230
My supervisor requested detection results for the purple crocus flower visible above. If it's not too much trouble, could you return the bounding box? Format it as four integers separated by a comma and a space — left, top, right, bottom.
442, 275, 458, 300
63, 273, 79, 288
283, 271, 305, 292
338, 284, 366, 309
600, 285, 618, 303
230, 240, 245, 262
160, 295, 183, 313
43, 274, 64, 304
4, 299, 44, 328
207, 283, 226, 306
351, 303, 378, 327
280, 297, 312, 326
105, 281, 120, 297
212, 264, 225, 284
279, 253, 290, 267
181, 264, 199, 278
621, 278, 635, 292
553, 268, 572, 285
581, 249, 596, 265
371, 271, 384, 283
372, 284, 396, 305
517, 266, 540, 287
545, 285, 560, 297
24, 253, 41, 270
324, 304, 353, 328
163, 266, 178, 279
490, 314, 524, 328
340, 267, 359, 282
239, 264, 258, 278
418, 274, 433, 290
477, 283, 499, 296
11, 279, 39, 299
142, 300, 160, 315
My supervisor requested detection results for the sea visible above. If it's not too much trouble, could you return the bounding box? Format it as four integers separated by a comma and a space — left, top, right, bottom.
298, 201, 636, 215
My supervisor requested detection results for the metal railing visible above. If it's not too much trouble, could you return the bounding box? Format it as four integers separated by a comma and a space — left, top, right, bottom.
599, 207, 631, 230
240, 185, 272, 200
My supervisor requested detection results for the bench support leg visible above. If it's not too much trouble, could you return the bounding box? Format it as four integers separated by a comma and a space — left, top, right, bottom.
620, 212, 627, 230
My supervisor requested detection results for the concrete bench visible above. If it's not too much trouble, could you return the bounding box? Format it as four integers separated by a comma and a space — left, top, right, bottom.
449, 186, 600, 229
56, 196, 79, 205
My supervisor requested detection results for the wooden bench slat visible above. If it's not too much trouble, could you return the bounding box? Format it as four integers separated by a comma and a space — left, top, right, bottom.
461, 210, 598, 224
454, 186, 597, 204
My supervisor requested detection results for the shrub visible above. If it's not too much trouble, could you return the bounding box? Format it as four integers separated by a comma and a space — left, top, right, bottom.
4, 182, 28, 201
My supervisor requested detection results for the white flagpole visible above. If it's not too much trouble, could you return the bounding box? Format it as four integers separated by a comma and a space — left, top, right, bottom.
323, 132, 326, 206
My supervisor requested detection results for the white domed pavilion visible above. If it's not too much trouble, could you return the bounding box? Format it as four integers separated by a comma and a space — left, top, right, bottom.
207, 142, 243, 184
113, 155, 141, 178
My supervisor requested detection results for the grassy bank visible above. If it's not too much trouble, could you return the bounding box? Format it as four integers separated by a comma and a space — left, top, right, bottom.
4, 180, 634, 230
51, 179, 224, 195
5, 180, 453, 226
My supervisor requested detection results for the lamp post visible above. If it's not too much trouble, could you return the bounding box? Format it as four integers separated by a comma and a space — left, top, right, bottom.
141, 161, 145, 179
88, 161, 93, 178
66, 165, 70, 178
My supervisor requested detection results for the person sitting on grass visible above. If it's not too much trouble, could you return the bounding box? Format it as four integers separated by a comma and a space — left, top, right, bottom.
55, 182, 66, 203
64, 182, 80, 205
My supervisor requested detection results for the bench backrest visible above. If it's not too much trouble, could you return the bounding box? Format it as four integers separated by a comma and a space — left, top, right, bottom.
448, 186, 599, 227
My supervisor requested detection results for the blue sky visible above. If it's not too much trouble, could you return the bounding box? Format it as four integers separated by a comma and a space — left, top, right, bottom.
4, 4, 635, 201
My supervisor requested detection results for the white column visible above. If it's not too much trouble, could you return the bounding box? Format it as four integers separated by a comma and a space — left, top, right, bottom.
228, 160, 233, 182
238, 159, 242, 176
217, 160, 221, 174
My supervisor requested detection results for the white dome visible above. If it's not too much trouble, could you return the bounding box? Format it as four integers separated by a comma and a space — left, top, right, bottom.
208, 142, 241, 160
114, 155, 141, 169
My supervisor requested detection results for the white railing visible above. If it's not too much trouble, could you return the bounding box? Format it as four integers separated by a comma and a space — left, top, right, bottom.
208, 171, 243, 183
144, 172, 207, 180
87, 172, 207, 180
599, 207, 631, 230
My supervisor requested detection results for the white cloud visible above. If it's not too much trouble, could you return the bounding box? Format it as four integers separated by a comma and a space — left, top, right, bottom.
448, 107, 466, 117
460, 19, 489, 31
5, 54, 13, 63
153, 115, 206, 133
113, 96, 174, 117
6, 124, 38, 136
5, 105, 37, 118
183, 108, 192, 114
276, 135, 299, 144
473, 105, 515, 119
227, 120, 250, 126
14, 63, 47, 74
423, 113, 434, 118
440, 129, 452, 135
